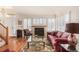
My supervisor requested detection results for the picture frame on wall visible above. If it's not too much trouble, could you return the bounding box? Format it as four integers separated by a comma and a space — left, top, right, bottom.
17, 20, 23, 29
18, 20, 23, 25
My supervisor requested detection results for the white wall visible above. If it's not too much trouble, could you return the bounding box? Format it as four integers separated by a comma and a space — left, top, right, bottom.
70, 11, 79, 23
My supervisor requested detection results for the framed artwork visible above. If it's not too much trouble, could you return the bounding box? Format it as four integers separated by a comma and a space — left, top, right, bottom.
18, 20, 23, 25
17, 20, 23, 29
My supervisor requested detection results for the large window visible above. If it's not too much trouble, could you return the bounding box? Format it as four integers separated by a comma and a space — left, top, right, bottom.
57, 14, 70, 32
23, 15, 70, 32
32, 17, 47, 25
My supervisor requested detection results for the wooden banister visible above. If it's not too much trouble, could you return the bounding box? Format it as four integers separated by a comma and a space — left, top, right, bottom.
0, 23, 8, 42
6, 27, 8, 42
0, 23, 7, 29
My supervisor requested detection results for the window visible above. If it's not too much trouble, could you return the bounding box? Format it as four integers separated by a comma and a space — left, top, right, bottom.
27, 18, 32, 29
57, 14, 70, 32
39, 18, 43, 24
23, 18, 28, 29
47, 18, 55, 31
23, 18, 32, 29
23, 15, 70, 32
32, 17, 46, 25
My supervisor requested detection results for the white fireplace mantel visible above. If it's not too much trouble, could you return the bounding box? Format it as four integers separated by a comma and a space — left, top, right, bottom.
32, 25, 47, 38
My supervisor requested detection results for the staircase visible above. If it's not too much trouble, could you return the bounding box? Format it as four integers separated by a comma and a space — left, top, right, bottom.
0, 23, 8, 42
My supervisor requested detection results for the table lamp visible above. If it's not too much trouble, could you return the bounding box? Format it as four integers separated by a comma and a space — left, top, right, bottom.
65, 23, 79, 34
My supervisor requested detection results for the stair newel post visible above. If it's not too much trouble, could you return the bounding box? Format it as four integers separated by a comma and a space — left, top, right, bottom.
6, 27, 8, 42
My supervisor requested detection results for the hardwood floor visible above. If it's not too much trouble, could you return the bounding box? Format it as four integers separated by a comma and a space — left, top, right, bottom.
8, 37, 27, 52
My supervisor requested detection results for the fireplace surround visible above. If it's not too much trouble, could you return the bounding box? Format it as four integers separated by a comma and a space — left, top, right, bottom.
35, 28, 44, 36
32, 25, 47, 37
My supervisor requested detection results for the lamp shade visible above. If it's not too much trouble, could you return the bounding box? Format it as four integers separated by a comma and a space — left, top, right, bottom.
65, 23, 79, 34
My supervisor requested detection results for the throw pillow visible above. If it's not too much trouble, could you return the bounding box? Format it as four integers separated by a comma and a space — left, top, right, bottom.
61, 32, 69, 38
56, 32, 63, 38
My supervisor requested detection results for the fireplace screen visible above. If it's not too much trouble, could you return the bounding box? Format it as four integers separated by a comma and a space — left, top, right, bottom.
35, 28, 44, 36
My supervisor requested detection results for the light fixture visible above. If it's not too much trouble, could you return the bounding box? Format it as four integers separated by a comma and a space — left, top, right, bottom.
0, 6, 16, 18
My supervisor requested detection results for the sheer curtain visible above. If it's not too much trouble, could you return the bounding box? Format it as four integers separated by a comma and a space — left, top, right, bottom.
23, 18, 32, 30
47, 18, 55, 32
23, 15, 69, 32
57, 14, 70, 32
32, 17, 46, 25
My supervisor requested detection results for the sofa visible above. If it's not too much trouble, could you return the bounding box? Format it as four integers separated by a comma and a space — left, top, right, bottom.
47, 31, 76, 52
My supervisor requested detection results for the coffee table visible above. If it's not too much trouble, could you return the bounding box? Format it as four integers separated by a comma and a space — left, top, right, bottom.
28, 41, 45, 51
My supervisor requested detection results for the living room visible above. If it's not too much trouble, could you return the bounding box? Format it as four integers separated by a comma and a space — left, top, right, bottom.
0, 6, 79, 52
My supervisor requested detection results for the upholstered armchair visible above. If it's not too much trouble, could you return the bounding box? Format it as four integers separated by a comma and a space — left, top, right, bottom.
23, 29, 32, 39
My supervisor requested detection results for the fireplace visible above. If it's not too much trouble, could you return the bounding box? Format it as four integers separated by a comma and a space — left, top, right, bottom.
35, 28, 44, 36
32, 25, 47, 37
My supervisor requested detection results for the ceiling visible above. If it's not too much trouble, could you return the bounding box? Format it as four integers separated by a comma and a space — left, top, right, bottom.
13, 6, 79, 17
